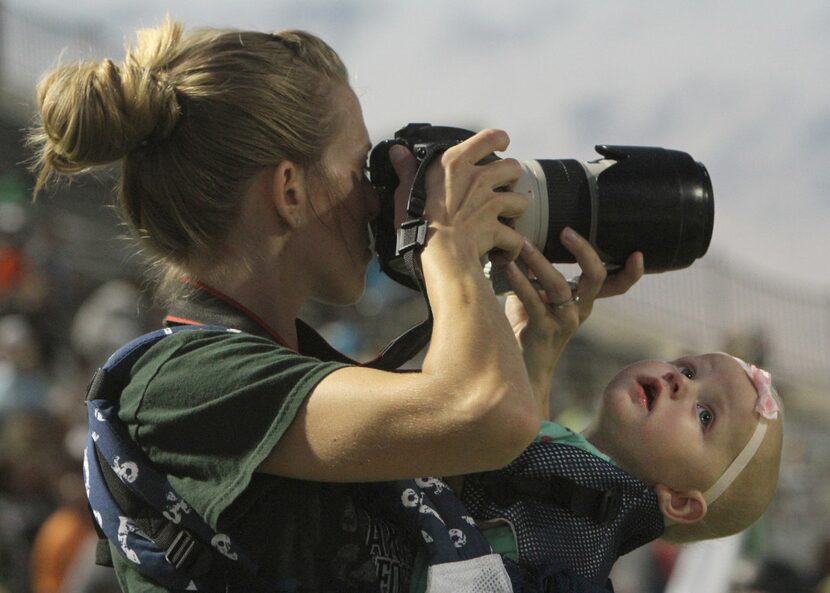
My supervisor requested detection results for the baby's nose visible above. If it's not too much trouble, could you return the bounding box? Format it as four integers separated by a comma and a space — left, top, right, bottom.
663, 371, 688, 399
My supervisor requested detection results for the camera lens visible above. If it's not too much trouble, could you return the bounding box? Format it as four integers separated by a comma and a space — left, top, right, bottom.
516, 146, 714, 271
370, 124, 716, 292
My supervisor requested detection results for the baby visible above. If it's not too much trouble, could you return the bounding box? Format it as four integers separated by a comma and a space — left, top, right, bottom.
581, 352, 783, 544
405, 352, 783, 593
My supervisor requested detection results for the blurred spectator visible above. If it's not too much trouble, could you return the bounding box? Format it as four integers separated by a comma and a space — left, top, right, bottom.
0, 240, 26, 299
664, 535, 744, 593
28, 463, 121, 593
0, 315, 51, 420
28, 495, 93, 593
733, 557, 812, 593
0, 237, 49, 325
0, 410, 72, 593
53, 534, 121, 593
0, 172, 33, 312
70, 279, 149, 369
813, 539, 830, 593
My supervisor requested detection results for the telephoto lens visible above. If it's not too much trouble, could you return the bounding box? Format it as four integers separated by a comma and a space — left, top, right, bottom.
369, 124, 714, 291
513, 144, 714, 272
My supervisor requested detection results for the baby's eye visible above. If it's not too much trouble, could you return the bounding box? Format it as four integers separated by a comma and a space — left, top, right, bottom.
697, 403, 713, 430
679, 366, 696, 380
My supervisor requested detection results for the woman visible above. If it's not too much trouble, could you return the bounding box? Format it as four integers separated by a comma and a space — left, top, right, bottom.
29, 19, 642, 592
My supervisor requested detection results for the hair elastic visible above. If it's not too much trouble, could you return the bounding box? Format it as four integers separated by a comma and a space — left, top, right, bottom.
703, 356, 780, 505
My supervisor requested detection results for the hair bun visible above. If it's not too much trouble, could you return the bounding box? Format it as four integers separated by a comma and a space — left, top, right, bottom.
34, 56, 181, 173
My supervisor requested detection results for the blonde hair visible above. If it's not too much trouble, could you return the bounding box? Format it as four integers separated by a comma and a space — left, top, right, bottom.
663, 411, 783, 543
28, 19, 348, 294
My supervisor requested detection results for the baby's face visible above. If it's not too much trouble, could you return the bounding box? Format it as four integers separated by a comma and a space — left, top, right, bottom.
585, 353, 760, 491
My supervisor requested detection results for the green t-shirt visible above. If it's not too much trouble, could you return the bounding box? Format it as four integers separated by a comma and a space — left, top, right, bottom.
111, 328, 414, 593
409, 421, 612, 593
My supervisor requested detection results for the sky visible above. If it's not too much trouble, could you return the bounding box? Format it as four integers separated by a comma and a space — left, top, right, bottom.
5, 0, 830, 291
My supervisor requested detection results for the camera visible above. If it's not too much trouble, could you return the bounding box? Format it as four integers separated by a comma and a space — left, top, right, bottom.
369, 123, 714, 291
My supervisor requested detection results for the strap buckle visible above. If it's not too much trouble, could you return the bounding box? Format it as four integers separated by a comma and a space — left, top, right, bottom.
396, 218, 429, 257
165, 529, 199, 571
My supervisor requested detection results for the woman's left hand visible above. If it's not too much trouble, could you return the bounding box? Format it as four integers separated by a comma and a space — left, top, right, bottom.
501, 227, 643, 416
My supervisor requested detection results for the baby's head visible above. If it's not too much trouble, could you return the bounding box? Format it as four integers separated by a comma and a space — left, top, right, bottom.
583, 352, 783, 543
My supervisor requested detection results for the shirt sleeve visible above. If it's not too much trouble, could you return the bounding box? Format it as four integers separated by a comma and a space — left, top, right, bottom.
119, 330, 349, 526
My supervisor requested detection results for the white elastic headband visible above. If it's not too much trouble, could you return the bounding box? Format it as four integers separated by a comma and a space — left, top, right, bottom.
703, 356, 780, 505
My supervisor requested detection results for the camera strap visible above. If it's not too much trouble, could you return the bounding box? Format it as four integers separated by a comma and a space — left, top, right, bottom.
385, 143, 455, 365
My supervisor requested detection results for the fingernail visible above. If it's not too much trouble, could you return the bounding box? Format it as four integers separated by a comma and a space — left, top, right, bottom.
522, 239, 535, 256
561, 227, 577, 242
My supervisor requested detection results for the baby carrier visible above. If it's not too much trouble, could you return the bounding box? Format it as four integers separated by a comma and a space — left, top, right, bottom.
83, 325, 273, 592
85, 322, 664, 592
461, 440, 666, 592
84, 322, 499, 592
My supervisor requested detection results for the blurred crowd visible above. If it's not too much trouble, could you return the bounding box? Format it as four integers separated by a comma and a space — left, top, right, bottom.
0, 174, 157, 593
0, 171, 828, 593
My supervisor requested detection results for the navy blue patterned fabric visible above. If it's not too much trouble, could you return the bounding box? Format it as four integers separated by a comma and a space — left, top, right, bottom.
85, 325, 263, 592
378, 478, 493, 564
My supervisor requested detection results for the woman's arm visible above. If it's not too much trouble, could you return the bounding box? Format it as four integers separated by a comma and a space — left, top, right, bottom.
257, 130, 541, 482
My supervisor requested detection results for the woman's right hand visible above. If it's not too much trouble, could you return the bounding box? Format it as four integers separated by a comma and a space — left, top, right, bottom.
390, 129, 529, 264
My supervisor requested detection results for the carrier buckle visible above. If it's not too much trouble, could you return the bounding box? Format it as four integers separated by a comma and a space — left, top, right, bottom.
165, 529, 198, 570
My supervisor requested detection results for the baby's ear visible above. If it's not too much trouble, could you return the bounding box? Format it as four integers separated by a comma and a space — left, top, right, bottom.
654, 484, 708, 524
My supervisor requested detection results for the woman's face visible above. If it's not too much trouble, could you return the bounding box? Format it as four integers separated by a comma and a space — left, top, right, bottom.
301, 86, 379, 305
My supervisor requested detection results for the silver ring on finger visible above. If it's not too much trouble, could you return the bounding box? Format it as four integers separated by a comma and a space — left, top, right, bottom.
553, 294, 581, 309
551, 278, 581, 309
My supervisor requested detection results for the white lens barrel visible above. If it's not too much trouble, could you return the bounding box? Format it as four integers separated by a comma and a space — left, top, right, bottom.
512, 160, 551, 250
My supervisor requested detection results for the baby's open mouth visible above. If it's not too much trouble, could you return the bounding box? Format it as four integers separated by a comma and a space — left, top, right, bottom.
643, 383, 656, 411
638, 378, 660, 411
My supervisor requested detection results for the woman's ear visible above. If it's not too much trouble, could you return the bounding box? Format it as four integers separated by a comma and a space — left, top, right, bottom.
270, 160, 307, 229
654, 483, 708, 525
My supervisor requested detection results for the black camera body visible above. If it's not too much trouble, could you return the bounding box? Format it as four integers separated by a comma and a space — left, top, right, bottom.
369, 123, 714, 291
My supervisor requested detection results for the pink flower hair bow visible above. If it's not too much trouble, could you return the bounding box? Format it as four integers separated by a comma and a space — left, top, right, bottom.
732, 357, 780, 420
749, 366, 779, 419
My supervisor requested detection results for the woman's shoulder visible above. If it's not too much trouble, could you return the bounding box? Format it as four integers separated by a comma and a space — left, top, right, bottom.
119, 327, 348, 428
132, 327, 330, 373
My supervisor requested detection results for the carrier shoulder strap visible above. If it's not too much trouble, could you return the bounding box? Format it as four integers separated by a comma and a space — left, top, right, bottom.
374, 477, 514, 592
476, 468, 623, 526
84, 325, 272, 592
